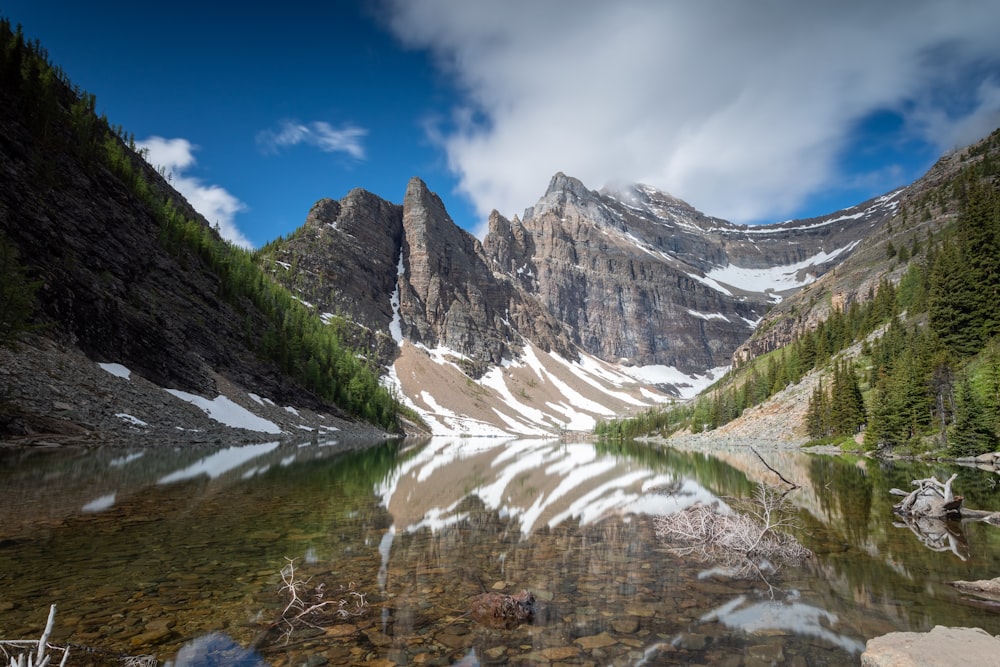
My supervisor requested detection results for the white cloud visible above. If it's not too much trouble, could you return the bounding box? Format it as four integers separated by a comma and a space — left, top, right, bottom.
256, 120, 367, 159
137, 136, 252, 249
383, 0, 1000, 224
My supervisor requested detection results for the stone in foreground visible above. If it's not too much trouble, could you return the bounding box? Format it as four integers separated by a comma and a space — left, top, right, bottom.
861, 625, 1000, 666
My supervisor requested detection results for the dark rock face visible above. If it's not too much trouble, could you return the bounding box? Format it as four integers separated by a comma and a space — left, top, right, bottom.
398, 177, 513, 366
263, 178, 574, 377
483, 175, 761, 371
0, 72, 339, 411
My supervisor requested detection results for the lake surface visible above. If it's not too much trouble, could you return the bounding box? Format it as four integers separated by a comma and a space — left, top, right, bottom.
1, 437, 999, 666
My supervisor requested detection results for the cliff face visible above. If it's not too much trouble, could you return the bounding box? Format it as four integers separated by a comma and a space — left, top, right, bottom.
398, 178, 512, 367
0, 90, 272, 400
480, 173, 895, 373
265, 168, 890, 423
486, 174, 764, 372
261, 177, 575, 378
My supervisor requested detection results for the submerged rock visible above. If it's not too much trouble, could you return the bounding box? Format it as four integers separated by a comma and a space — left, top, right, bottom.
468, 589, 535, 629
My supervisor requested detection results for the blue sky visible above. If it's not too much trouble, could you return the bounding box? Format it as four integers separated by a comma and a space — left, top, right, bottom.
6, 1, 1000, 248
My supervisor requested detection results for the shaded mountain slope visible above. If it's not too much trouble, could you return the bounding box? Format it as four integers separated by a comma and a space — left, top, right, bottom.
0, 21, 401, 441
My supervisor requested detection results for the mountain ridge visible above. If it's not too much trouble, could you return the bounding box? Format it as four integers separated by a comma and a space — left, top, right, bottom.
261, 159, 916, 434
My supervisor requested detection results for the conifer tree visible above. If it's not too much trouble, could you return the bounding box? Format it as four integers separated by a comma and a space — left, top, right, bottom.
949, 378, 998, 457
805, 381, 829, 439
928, 241, 981, 356
831, 359, 866, 435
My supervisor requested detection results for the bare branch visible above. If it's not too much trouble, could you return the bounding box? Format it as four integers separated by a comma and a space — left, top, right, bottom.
751, 447, 799, 491
654, 483, 811, 581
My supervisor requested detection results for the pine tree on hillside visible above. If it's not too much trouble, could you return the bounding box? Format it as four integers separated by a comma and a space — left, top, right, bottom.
930, 182, 1000, 356
949, 378, 998, 457
959, 182, 1000, 340
830, 359, 866, 435
805, 381, 829, 439
864, 372, 906, 449
928, 241, 981, 356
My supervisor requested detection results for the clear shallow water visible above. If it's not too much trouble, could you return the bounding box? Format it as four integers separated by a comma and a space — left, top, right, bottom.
1, 438, 999, 666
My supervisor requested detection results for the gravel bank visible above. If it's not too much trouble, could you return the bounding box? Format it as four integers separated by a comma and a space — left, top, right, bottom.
0, 336, 394, 447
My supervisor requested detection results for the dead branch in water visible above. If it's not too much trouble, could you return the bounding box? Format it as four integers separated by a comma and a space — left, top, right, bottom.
750, 447, 799, 492
0, 606, 155, 667
886, 474, 1000, 558
252, 558, 370, 650
654, 483, 811, 580
0, 604, 69, 667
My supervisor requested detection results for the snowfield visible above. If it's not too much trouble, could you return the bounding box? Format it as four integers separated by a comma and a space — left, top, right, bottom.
384, 339, 691, 437
704, 241, 860, 296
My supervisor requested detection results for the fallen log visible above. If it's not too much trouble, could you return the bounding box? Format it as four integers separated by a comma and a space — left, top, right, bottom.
888, 474, 1000, 558
891, 474, 963, 519
891, 473, 1000, 523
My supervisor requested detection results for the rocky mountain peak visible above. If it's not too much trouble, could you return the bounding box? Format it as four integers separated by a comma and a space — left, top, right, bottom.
600, 182, 697, 218
544, 171, 593, 199
303, 198, 341, 227
522, 172, 609, 225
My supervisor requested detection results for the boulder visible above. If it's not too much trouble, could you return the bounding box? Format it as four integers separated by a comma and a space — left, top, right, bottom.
861, 626, 1000, 666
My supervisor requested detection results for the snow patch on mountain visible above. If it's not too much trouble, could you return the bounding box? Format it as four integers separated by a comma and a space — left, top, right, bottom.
620, 364, 729, 400
99, 362, 132, 380
688, 310, 730, 322
165, 389, 283, 434
706, 241, 860, 295
389, 250, 405, 345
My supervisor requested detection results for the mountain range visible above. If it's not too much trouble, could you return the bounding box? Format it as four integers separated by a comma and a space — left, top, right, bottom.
257, 166, 908, 436
0, 20, 994, 441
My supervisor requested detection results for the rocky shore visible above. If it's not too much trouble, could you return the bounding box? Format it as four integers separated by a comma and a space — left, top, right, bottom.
0, 335, 393, 448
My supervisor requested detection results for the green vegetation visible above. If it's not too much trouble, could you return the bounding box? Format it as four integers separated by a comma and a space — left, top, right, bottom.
0, 230, 40, 350
0, 18, 409, 430
598, 128, 1000, 457
594, 402, 694, 440
804, 358, 866, 440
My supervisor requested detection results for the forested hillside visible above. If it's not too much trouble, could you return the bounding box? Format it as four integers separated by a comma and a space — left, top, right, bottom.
599, 128, 1000, 457
0, 19, 407, 432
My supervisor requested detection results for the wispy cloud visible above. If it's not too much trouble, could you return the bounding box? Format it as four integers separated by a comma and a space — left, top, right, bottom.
256, 120, 368, 159
383, 0, 1000, 224
137, 136, 252, 249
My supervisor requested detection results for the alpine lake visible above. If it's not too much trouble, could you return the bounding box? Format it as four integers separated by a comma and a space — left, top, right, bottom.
1, 437, 999, 666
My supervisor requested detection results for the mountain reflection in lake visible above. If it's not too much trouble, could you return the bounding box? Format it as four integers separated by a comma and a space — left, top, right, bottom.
1, 438, 999, 666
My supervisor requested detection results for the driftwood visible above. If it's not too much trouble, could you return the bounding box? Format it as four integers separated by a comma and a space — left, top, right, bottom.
251, 558, 369, 651
0, 605, 69, 667
889, 474, 1000, 560
891, 474, 1000, 523
890, 474, 963, 519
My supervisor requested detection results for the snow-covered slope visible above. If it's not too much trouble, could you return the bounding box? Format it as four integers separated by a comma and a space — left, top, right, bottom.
382, 339, 723, 437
